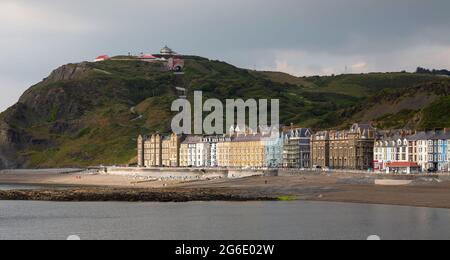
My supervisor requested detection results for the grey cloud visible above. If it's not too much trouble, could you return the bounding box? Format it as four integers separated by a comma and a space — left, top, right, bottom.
1, 0, 450, 111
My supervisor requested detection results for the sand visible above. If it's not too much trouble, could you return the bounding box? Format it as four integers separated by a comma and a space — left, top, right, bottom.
1, 170, 450, 208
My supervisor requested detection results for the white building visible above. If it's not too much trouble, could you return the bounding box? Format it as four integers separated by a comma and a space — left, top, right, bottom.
374, 134, 409, 171
193, 141, 210, 167
203, 136, 224, 167
375, 130, 450, 173
160, 45, 177, 56
183, 136, 211, 168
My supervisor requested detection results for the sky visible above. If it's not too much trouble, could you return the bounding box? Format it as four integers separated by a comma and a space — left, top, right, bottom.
1, 0, 450, 112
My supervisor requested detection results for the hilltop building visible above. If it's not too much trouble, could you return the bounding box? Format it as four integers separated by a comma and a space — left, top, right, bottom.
160, 45, 177, 56
94, 55, 110, 62
93, 46, 184, 71
138, 54, 158, 62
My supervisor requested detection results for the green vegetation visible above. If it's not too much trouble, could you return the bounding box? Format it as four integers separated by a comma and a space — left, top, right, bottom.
277, 195, 298, 201
373, 110, 418, 129
1, 56, 449, 168
420, 96, 450, 129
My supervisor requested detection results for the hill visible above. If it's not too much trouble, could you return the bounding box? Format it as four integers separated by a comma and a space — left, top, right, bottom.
0, 57, 449, 168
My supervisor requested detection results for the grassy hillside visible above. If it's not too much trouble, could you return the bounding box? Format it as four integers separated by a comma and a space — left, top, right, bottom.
0, 57, 449, 168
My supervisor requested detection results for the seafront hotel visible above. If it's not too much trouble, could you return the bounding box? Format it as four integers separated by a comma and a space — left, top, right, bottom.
138, 125, 450, 173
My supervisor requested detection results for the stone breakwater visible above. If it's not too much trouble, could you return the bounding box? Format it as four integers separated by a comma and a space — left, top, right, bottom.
0, 188, 276, 202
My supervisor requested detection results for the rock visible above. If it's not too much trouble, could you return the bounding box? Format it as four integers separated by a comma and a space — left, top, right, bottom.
0, 188, 276, 202
43, 63, 91, 83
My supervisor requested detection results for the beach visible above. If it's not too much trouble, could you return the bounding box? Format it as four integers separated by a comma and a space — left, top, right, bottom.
1, 169, 450, 208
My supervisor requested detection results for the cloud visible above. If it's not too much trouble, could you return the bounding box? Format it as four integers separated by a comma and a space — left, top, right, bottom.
0, 1, 97, 34
351, 63, 369, 73
264, 49, 369, 76
260, 43, 450, 77
0, 75, 32, 112
1, 0, 450, 111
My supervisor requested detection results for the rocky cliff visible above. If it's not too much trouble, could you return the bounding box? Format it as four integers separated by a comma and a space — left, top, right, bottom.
0, 57, 449, 169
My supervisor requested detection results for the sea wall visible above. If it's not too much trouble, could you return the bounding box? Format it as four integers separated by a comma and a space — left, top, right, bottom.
104, 167, 276, 180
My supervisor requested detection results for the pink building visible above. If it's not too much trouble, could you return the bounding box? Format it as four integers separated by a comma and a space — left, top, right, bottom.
94, 55, 110, 62
139, 54, 158, 62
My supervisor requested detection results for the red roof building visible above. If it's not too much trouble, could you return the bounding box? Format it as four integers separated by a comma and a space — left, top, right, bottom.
386, 162, 421, 174
139, 54, 157, 59
94, 55, 110, 62
386, 162, 420, 168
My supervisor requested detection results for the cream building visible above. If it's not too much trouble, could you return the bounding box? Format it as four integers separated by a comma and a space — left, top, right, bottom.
137, 135, 145, 167
138, 133, 183, 167
161, 133, 184, 167
203, 136, 228, 167
143, 134, 162, 167
161, 136, 171, 167
228, 134, 266, 168
374, 134, 409, 171
217, 137, 232, 168
180, 136, 209, 167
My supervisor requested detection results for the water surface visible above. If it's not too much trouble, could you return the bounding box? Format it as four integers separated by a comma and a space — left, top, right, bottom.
0, 184, 72, 191
0, 201, 449, 240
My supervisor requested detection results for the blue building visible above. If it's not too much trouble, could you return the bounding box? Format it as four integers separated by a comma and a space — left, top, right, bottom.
429, 131, 450, 171
263, 130, 284, 168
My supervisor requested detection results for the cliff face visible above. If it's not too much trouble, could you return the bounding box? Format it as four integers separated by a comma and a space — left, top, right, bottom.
0, 123, 16, 168
0, 107, 29, 168
0, 60, 178, 169
0, 57, 449, 169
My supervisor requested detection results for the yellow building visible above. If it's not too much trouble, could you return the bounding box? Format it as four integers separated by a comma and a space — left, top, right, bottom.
216, 134, 267, 168
231, 135, 266, 168
161, 136, 170, 167
137, 135, 145, 167
162, 133, 184, 167
138, 133, 184, 168
179, 143, 189, 167
144, 133, 162, 167
217, 137, 232, 167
